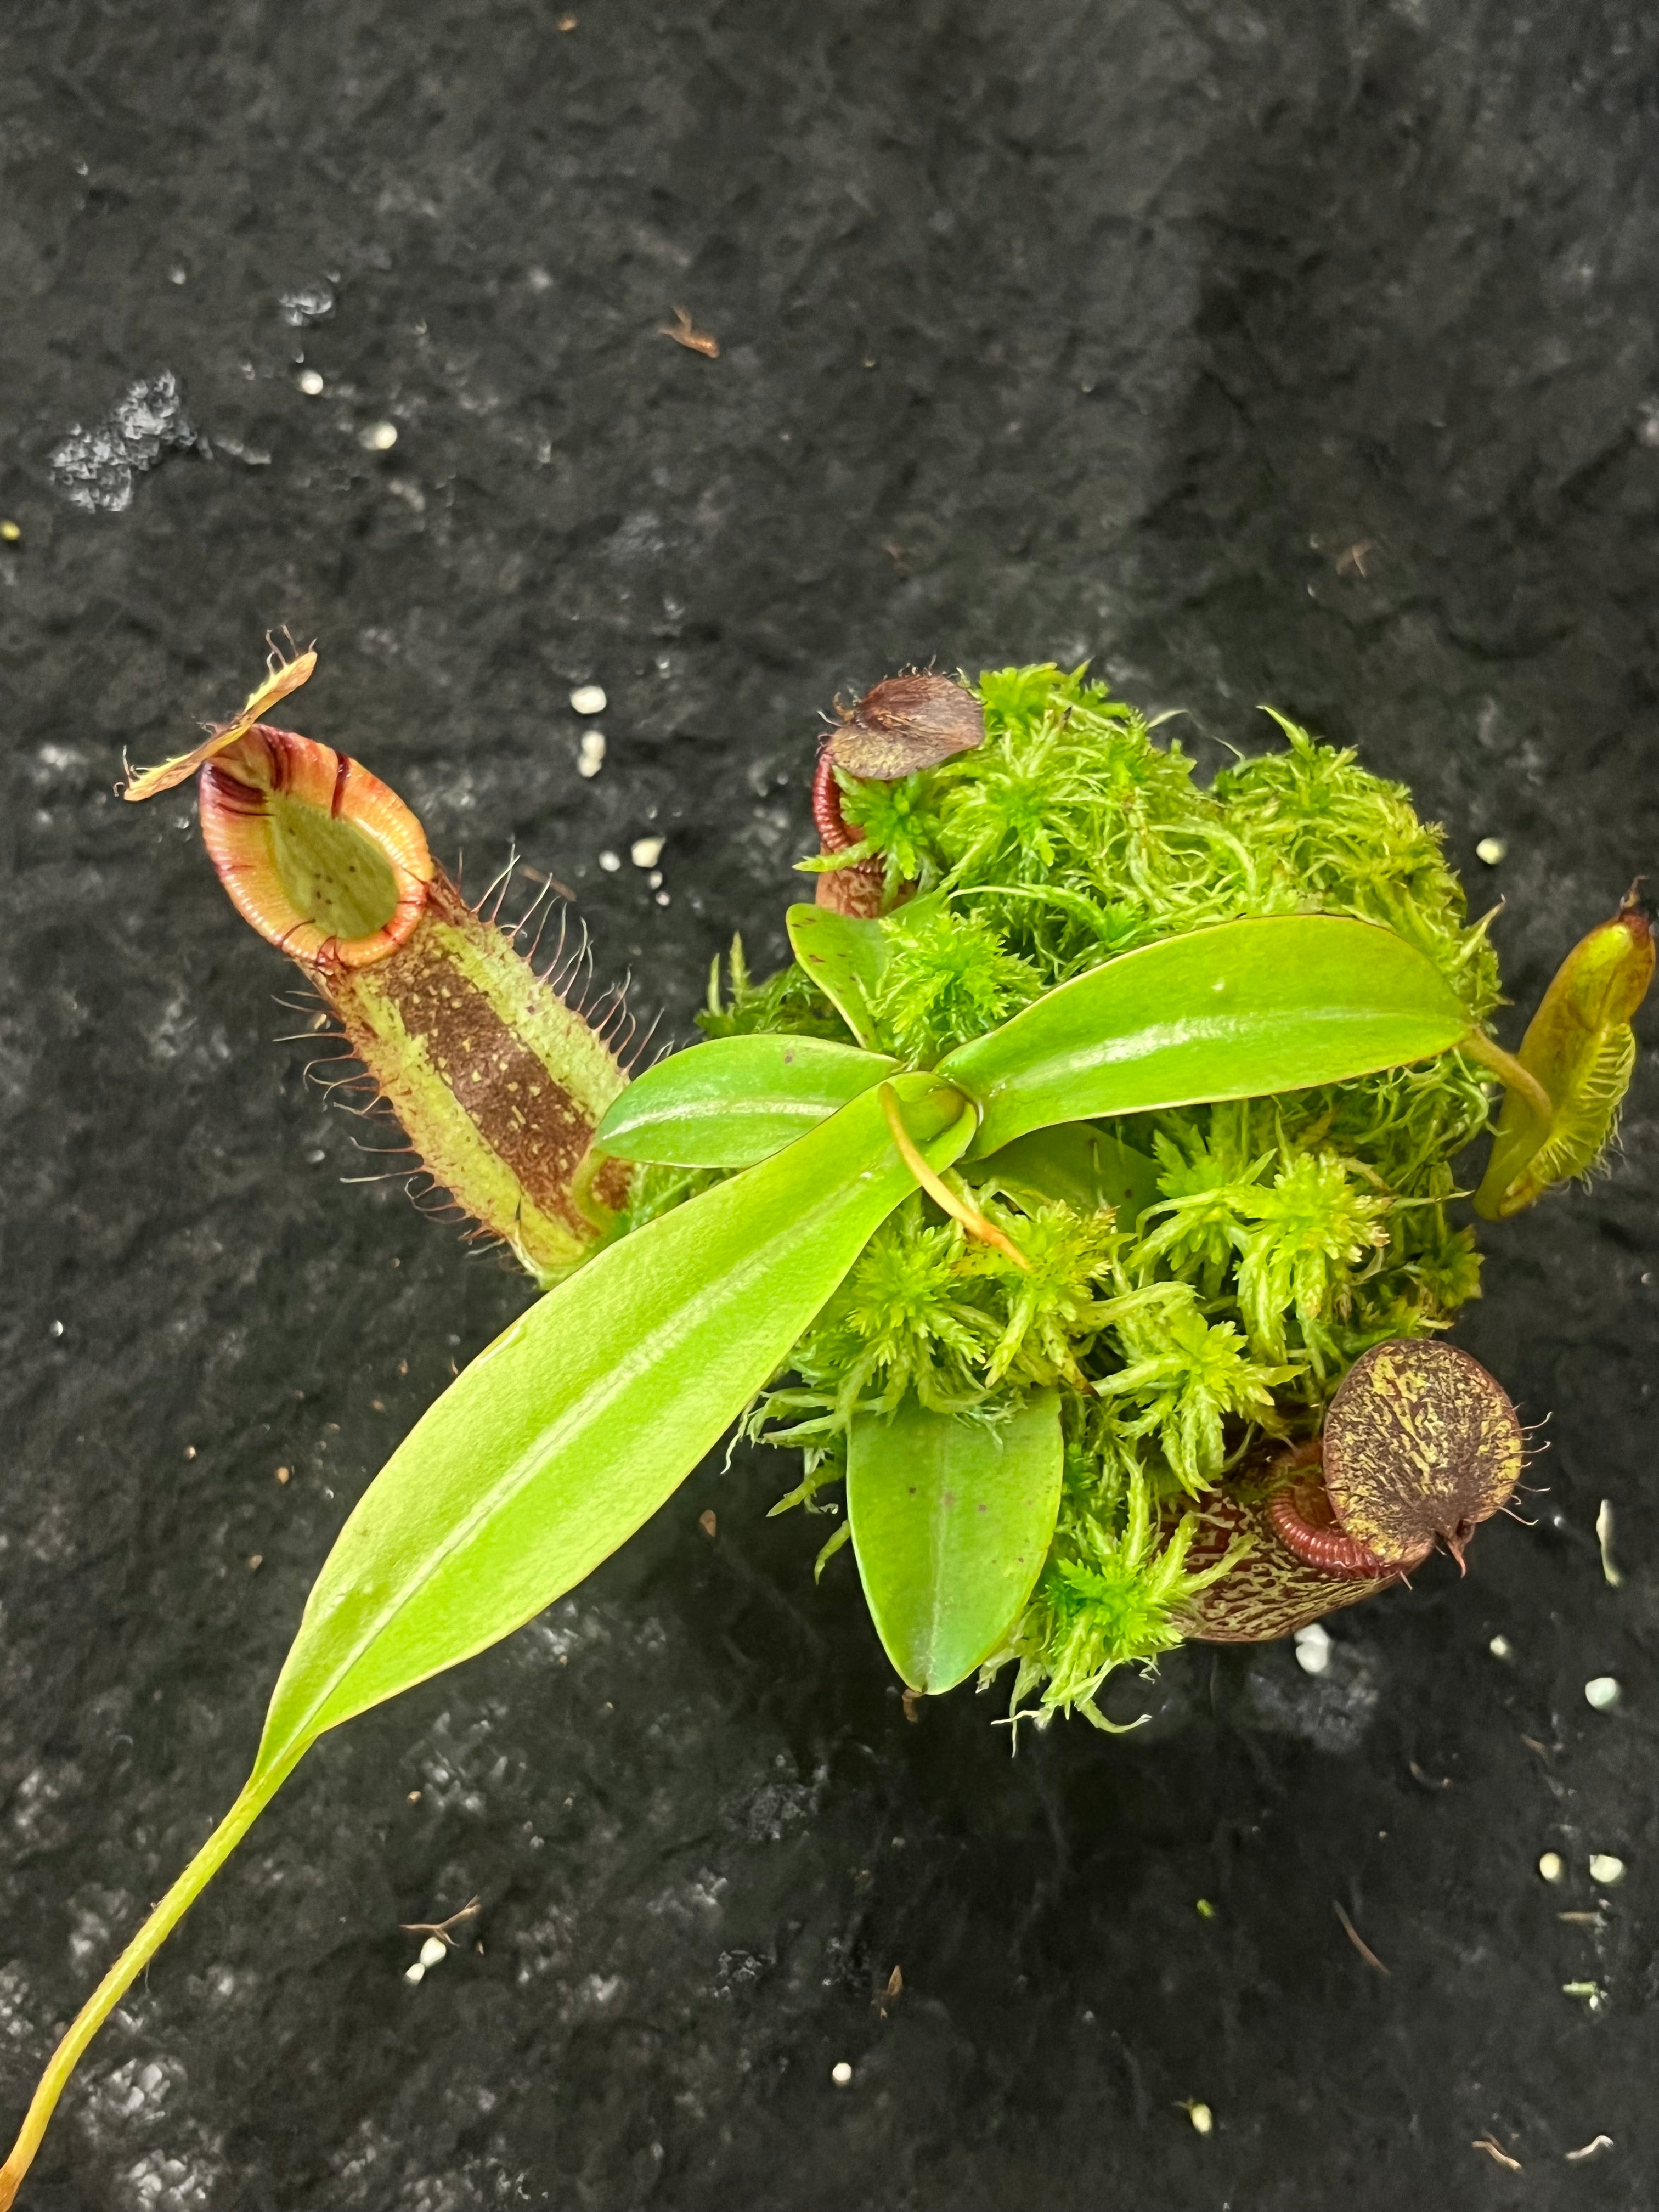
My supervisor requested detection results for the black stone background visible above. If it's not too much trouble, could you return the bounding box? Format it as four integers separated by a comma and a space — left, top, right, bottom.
2, 2, 1657, 2206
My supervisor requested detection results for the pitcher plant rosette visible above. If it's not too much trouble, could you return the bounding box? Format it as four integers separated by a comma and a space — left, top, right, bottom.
2, 644, 1650, 2200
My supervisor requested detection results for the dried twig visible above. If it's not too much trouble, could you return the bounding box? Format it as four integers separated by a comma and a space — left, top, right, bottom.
399, 1896, 482, 1948
658, 306, 719, 359
1333, 1899, 1389, 1974
1471, 2136, 1522, 2172
1564, 2135, 1613, 2164
1596, 1499, 1623, 1588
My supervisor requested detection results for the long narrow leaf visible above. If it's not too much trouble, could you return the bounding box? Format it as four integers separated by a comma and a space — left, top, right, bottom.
261, 1073, 973, 1753
847, 1391, 1063, 1694
0, 1075, 975, 2205
595, 1034, 897, 1167
938, 915, 1472, 1157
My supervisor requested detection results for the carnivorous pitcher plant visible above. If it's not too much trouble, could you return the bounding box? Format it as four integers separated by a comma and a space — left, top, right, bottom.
2, 646, 1649, 2200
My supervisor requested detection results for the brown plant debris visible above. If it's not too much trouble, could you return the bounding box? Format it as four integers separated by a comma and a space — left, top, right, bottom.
1471, 2136, 1522, 2172
1564, 2135, 1613, 2163
659, 306, 719, 358
1332, 1899, 1389, 1974
399, 1896, 482, 1948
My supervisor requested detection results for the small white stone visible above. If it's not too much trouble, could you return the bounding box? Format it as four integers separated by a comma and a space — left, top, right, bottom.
570, 683, 607, 715
1293, 1622, 1331, 1676
654, 890, 671, 907
404, 1961, 426, 1985
1475, 836, 1507, 865
297, 368, 325, 396
419, 1935, 448, 1968
1188, 2102, 1214, 2136
360, 420, 398, 452
831, 2061, 853, 2087
1584, 1675, 1622, 1711
630, 836, 664, 869
577, 729, 606, 778
1539, 1852, 1565, 1883
1488, 1634, 1514, 1660
1589, 1853, 1626, 1887
598, 850, 622, 873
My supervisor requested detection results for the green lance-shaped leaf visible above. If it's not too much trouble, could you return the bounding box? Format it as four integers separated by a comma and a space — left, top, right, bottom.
786, 901, 891, 1049
0, 1074, 974, 2208
847, 1390, 1063, 1694
595, 1034, 897, 1168
937, 915, 1474, 1159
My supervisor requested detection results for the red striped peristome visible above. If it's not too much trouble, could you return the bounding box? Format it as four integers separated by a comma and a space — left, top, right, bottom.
198, 724, 433, 968
810, 748, 888, 918
1267, 1466, 1432, 1581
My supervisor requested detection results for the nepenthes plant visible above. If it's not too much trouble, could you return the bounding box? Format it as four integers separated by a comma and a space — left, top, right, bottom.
1, 646, 1650, 2200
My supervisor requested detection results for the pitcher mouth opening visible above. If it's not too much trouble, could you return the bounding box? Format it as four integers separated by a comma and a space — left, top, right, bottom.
198, 724, 433, 969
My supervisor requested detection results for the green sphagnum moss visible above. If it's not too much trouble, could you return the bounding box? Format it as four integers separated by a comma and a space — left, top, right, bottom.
625, 664, 1500, 1727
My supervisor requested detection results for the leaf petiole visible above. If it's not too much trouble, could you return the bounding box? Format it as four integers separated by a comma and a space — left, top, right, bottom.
0, 1749, 304, 2211
879, 1082, 1030, 1269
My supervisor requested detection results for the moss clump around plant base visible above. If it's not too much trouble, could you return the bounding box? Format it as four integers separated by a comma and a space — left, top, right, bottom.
625, 664, 1500, 1726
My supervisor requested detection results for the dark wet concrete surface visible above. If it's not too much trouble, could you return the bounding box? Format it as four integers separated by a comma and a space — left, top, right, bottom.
2, 4, 1657, 2204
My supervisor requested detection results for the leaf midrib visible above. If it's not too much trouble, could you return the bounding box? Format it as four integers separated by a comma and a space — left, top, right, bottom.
266, 1154, 900, 1763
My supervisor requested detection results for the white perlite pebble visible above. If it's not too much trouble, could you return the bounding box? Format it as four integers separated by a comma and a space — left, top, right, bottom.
1293, 1622, 1331, 1676
571, 684, 607, 715
1475, 836, 1508, 865
297, 368, 324, 396
404, 1961, 426, 1985
578, 729, 606, 777
360, 420, 398, 451
631, 836, 664, 869
1584, 1675, 1622, 1711
1539, 1852, 1565, 1883
1488, 1634, 1514, 1660
831, 2062, 853, 2087
1589, 1854, 1626, 1887
419, 1936, 448, 1969
598, 850, 622, 873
